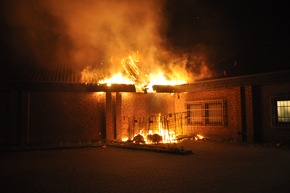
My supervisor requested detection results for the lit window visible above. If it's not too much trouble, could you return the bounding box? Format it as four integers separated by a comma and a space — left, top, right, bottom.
186, 100, 227, 126
272, 97, 290, 128
277, 101, 290, 123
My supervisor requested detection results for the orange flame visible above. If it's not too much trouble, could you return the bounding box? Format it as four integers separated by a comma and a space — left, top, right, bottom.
99, 73, 133, 86
81, 51, 188, 92
127, 113, 177, 144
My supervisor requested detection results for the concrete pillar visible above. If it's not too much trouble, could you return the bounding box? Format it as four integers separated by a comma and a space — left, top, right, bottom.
245, 86, 255, 143
239, 86, 255, 143
115, 92, 122, 140
105, 92, 115, 141
235, 87, 244, 142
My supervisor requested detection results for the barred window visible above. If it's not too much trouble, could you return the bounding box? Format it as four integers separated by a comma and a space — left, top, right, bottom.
186, 103, 203, 125
272, 97, 290, 128
186, 100, 227, 126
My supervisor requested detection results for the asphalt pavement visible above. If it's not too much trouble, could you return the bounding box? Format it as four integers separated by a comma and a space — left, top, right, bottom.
1, 140, 290, 193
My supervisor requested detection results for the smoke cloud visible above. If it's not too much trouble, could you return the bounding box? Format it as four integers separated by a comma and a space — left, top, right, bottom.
1, 0, 212, 82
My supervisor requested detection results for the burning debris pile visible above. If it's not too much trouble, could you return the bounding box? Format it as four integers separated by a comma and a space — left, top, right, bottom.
132, 133, 163, 144
108, 140, 193, 155
132, 134, 145, 143
147, 134, 163, 143
123, 112, 205, 145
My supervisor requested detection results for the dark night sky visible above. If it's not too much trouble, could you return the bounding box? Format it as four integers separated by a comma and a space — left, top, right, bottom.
165, 0, 290, 62
1, 0, 289, 72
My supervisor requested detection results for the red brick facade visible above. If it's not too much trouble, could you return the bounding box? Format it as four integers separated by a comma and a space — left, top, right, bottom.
109, 87, 251, 142
0, 91, 105, 147
1, 73, 290, 148
176, 87, 243, 141
117, 93, 175, 141
113, 83, 289, 143
258, 83, 290, 143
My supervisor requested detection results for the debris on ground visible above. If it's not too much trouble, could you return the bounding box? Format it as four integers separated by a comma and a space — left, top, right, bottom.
107, 141, 193, 155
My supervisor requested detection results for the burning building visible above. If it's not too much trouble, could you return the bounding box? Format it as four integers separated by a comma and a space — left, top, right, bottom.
1, 39, 290, 149
1, 0, 290, 149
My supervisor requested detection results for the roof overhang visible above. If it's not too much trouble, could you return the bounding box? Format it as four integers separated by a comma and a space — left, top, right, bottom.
152, 70, 290, 93
0, 82, 136, 92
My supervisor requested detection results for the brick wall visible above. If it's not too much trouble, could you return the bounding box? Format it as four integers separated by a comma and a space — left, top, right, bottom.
121, 93, 175, 117
177, 87, 242, 141
0, 91, 18, 146
118, 92, 175, 140
3, 82, 290, 147
118, 89, 244, 142
244, 86, 255, 142
28, 92, 105, 145
259, 83, 290, 143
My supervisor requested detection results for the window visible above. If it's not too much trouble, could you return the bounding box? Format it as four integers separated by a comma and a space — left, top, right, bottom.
186, 103, 203, 125
272, 97, 290, 128
186, 100, 227, 126
277, 101, 290, 122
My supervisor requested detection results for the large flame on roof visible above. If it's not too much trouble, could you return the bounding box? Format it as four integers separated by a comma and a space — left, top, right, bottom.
2, 0, 213, 84
81, 51, 188, 92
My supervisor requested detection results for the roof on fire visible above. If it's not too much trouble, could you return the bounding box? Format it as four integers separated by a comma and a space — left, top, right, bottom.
155, 39, 290, 93
0, 65, 136, 92
0, 39, 289, 92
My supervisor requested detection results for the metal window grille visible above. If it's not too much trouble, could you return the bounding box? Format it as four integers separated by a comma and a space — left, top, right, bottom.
186, 103, 203, 125
122, 100, 226, 140
124, 112, 189, 140
186, 99, 226, 126
271, 96, 290, 128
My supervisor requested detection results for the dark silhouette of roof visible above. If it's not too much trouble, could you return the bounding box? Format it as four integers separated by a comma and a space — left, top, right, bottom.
0, 64, 82, 83
0, 64, 136, 92
213, 38, 290, 78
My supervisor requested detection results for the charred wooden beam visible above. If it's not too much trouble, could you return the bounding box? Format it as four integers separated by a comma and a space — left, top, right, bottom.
0, 82, 136, 92
152, 85, 176, 93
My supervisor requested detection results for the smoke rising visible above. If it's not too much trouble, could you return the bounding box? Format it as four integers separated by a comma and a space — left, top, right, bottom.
1, 0, 212, 82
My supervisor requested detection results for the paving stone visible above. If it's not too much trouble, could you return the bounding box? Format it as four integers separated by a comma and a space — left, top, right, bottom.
1, 141, 290, 193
